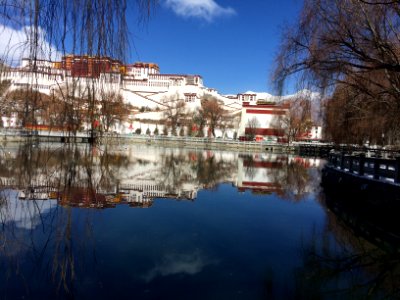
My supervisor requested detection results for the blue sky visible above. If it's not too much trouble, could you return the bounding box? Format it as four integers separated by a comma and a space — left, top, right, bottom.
129, 0, 303, 95
0, 0, 303, 95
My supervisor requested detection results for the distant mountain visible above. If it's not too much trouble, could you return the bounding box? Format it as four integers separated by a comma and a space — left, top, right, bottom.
279, 89, 323, 125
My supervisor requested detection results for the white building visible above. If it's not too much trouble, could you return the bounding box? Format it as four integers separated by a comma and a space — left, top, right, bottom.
1, 56, 322, 138
237, 102, 289, 141
1, 57, 221, 111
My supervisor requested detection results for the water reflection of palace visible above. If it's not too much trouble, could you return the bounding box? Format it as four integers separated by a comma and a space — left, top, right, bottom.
11, 178, 199, 209
2, 145, 398, 300
237, 154, 287, 195
0, 145, 321, 210
236, 154, 321, 197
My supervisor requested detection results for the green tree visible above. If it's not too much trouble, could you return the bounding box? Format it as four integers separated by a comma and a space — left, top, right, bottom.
153, 125, 159, 136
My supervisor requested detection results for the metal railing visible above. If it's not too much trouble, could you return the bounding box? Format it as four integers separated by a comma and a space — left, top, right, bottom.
328, 152, 400, 184
1, 129, 291, 149
117, 134, 285, 148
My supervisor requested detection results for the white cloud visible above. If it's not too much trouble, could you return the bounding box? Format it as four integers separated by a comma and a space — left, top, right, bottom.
142, 250, 216, 282
0, 190, 57, 230
0, 25, 61, 66
165, 0, 236, 22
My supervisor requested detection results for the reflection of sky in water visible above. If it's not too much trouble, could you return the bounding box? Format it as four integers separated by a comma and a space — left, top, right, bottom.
80, 184, 327, 299
0, 145, 394, 299
0, 190, 57, 229
143, 250, 216, 282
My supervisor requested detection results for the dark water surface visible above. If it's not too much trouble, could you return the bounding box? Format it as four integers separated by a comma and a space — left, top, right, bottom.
0, 143, 399, 299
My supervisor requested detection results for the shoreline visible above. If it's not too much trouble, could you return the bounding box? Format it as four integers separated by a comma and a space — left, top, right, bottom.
0, 133, 296, 153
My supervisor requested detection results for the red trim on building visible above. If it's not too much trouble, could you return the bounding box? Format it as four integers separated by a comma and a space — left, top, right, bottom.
238, 182, 284, 195
242, 181, 281, 188
245, 128, 285, 136
243, 161, 283, 168
242, 102, 290, 108
152, 73, 203, 78
243, 103, 275, 108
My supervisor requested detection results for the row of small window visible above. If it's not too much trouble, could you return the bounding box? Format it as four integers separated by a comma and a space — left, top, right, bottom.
5, 72, 63, 80
185, 96, 196, 102
240, 96, 255, 101
124, 81, 170, 87
149, 82, 169, 87
150, 76, 183, 81
126, 185, 164, 191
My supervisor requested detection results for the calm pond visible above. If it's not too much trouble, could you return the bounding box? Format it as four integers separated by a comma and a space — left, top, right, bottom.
0, 143, 399, 299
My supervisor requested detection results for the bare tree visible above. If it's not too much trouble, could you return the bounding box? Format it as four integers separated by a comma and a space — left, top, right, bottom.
162, 125, 168, 136
99, 91, 129, 133
0, 80, 11, 127
0, 80, 10, 99
192, 111, 206, 137
273, 0, 400, 144
324, 79, 397, 145
246, 117, 260, 140
289, 98, 312, 141
163, 94, 186, 136
274, 98, 312, 143
0, 0, 156, 141
1, 88, 57, 128
200, 95, 226, 137
53, 88, 89, 133
0, 0, 155, 62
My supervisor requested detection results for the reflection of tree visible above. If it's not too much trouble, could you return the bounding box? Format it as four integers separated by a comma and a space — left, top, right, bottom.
0, 145, 240, 297
0, 143, 131, 296
287, 186, 400, 299
98, 145, 130, 192
157, 150, 236, 193
284, 161, 311, 200
52, 210, 75, 295
292, 215, 400, 299
2, 143, 129, 196
193, 152, 236, 189
258, 191, 400, 299
270, 157, 315, 202
242, 155, 257, 180
160, 150, 189, 193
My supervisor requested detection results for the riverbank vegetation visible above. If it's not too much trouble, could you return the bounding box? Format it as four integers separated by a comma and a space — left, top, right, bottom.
274, 0, 400, 145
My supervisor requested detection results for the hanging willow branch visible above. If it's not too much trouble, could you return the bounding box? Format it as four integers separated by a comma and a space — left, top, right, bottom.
1, 0, 155, 62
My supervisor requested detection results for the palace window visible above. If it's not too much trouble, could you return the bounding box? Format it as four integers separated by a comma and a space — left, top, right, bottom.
185, 94, 196, 102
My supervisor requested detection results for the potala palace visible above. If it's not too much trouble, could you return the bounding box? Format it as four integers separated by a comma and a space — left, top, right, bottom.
0, 55, 322, 140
